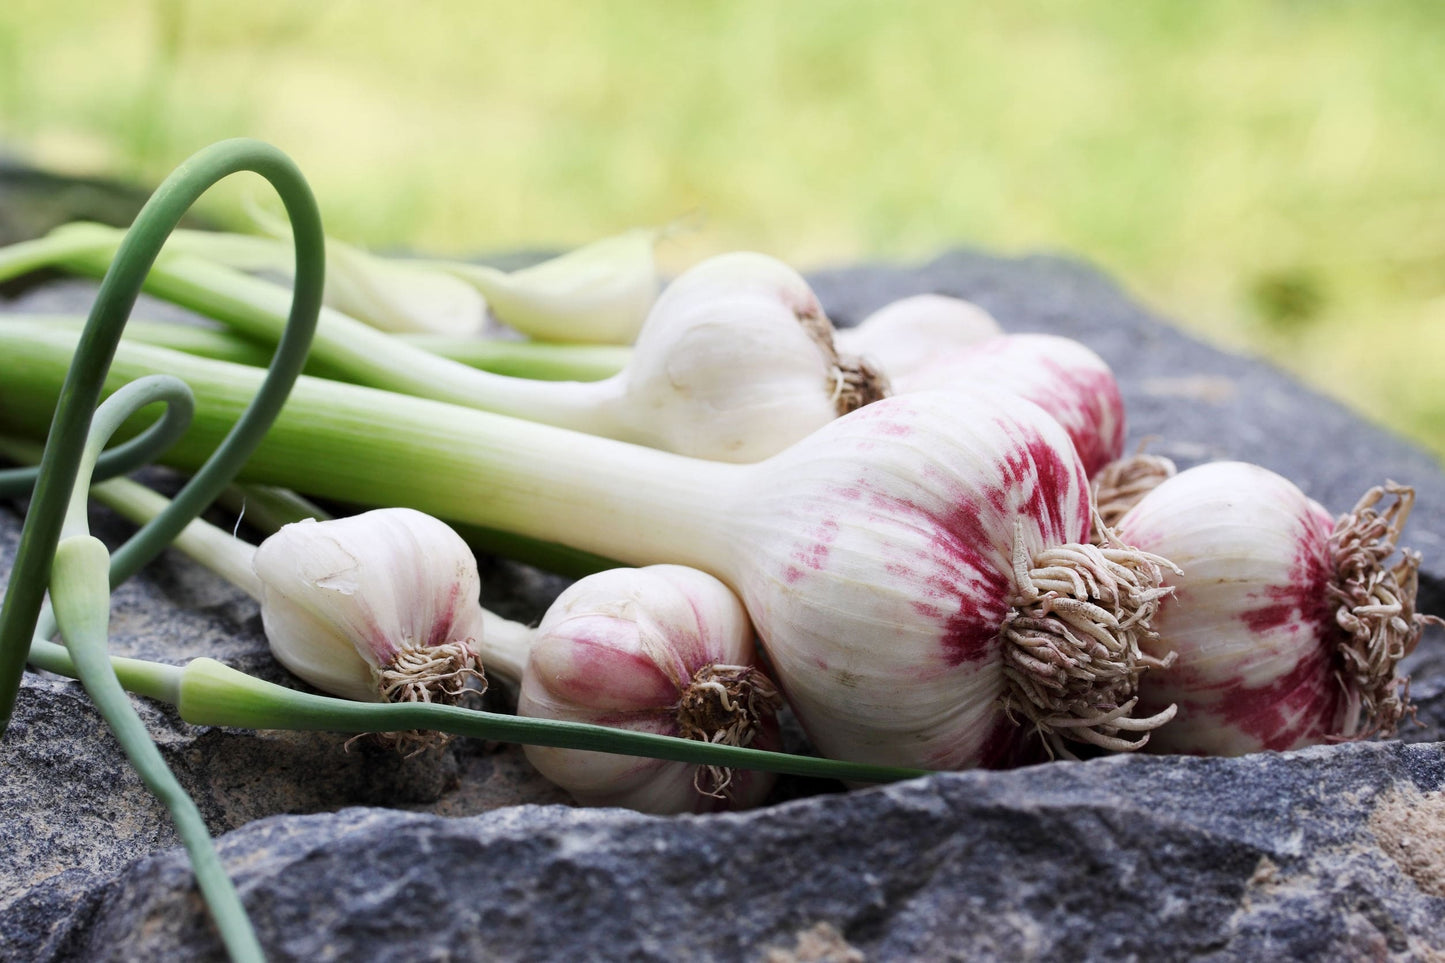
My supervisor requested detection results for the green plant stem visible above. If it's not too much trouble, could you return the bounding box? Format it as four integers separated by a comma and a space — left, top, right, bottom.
57, 244, 628, 435
28, 638, 927, 785
0, 139, 324, 736
49, 536, 264, 963
0, 325, 727, 567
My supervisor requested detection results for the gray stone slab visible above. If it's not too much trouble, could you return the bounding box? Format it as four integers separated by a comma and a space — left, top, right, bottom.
3, 245, 1444, 961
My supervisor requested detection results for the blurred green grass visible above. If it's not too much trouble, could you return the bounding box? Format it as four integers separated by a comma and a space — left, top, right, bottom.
1, 1, 1442, 455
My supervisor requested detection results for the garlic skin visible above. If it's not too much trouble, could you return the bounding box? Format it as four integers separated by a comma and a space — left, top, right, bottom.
835, 294, 1001, 378
895, 333, 1126, 476
252, 508, 487, 704
516, 565, 781, 813
599, 251, 888, 462
1113, 461, 1433, 755
711, 389, 1173, 770
445, 229, 661, 344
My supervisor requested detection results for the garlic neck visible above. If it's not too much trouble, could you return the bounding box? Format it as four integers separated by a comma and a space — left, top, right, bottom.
999, 524, 1179, 759
795, 309, 890, 415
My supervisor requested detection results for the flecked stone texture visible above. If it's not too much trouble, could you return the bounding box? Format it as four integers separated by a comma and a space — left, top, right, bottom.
1, 191, 1443, 960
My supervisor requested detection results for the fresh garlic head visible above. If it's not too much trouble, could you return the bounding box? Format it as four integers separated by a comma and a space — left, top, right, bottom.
896, 333, 1126, 477
1115, 461, 1434, 755
708, 389, 1174, 770
252, 508, 487, 705
519, 564, 780, 813
615, 252, 888, 462
449, 229, 661, 344
835, 294, 1001, 378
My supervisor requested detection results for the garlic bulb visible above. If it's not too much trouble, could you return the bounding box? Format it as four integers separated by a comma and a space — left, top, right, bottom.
484, 565, 781, 813
444, 229, 661, 344
834, 294, 1001, 378
1113, 461, 1437, 755
894, 333, 1126, 477
252, 508, 486, 706
705, 390, 1176, 768
606, 251, 888, 461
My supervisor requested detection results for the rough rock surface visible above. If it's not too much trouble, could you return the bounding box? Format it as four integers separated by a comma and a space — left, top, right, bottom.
1, 176, 1443, 960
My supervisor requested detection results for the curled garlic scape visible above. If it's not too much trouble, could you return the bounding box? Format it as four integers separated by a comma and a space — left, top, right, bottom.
252, 509, 488, 720
1328, 482, 1439, 739
999, 520, 1179, 759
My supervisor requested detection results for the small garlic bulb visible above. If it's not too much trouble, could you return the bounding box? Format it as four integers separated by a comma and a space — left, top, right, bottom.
894, 333, 1126, 476
608, 252, 888, 461
834, 294, 1001, 378
1113, 461, 1437, 755
514, 565, 781, 814
252, 508, 487, 706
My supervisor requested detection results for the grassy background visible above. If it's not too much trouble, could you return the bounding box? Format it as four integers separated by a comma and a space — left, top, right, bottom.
1, 1, 1442, 455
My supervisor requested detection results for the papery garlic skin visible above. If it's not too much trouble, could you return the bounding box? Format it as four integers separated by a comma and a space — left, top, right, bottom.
517, 565, 780, 813
896, 334, 1126, 477
605, 252, 888, 462
835, 294, 1001, 378
716, 390, 1169, 770
252, 508, 488, 704
1114, 462, 1366, 755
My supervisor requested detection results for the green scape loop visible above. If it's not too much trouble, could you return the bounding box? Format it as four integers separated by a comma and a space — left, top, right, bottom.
0, 136, 324, 735
0, 379, 194, 500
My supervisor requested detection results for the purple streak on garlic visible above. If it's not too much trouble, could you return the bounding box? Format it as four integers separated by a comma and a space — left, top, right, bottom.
511, 565, 781, 813
715, 390, 1175, 769
834, 294, 1001, 379
894, 333, 1126, 476
1113, 461, 1438, 756
252, 508, 487, 706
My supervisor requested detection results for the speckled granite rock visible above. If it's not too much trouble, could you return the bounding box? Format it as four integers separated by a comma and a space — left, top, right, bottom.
2, 221, 1444, 960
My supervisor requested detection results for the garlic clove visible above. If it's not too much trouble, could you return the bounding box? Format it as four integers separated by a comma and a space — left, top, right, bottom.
445, 229, 661, 344
252, 508, 487, 706
835, 294, 1001, 378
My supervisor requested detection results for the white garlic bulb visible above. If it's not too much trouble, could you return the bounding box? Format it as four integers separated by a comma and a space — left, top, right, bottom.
501, 564, 781, 813
252, 508, 487, 705
835, 294, 1001, 378
1114, 461, 1436, 755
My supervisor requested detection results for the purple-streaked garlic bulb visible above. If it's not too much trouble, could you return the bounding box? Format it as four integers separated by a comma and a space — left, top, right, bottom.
894, 333, 1126, 477
1112, 461, 1438, 755
485, 565, 781, 813
834, 294, 1001, 378
710, 390, 1176, 769
252, 508, 486, 706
